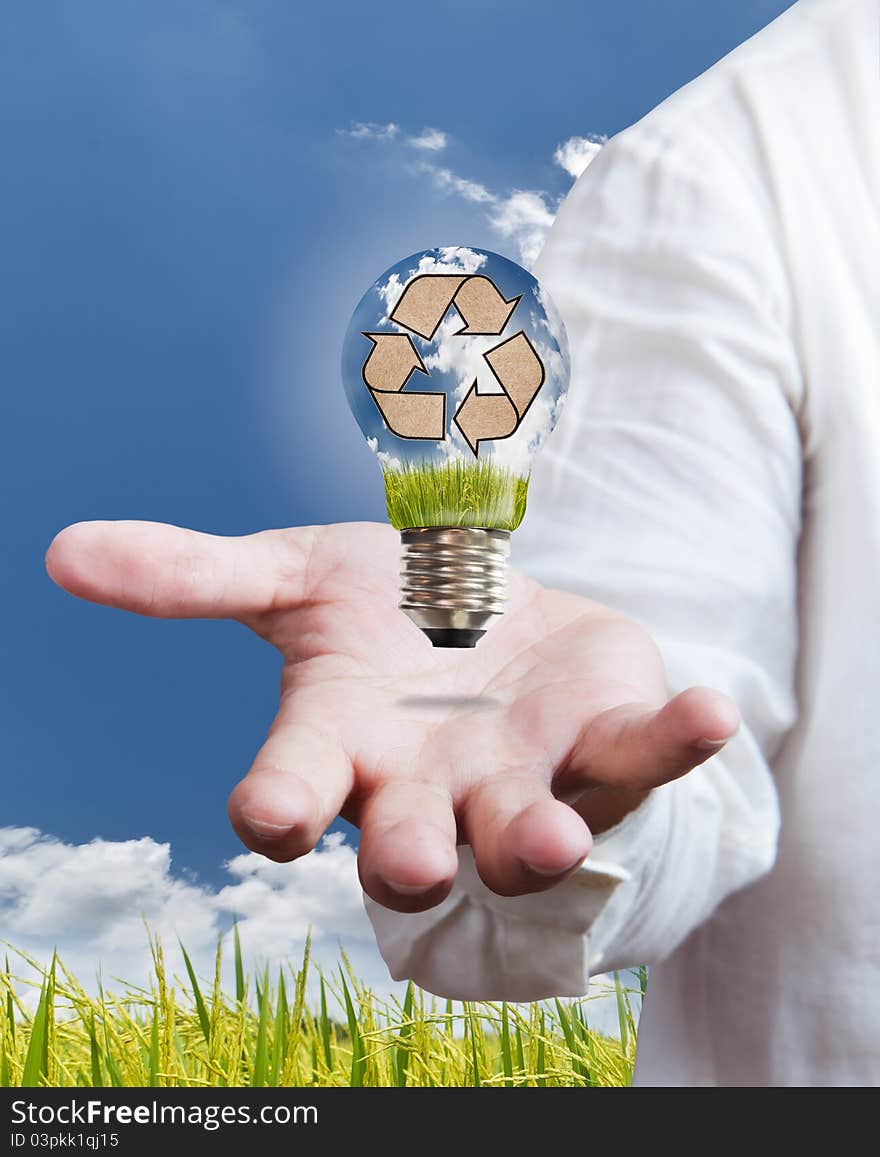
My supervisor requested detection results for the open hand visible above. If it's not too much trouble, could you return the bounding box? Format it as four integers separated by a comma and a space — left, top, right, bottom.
47, 520, 738, 912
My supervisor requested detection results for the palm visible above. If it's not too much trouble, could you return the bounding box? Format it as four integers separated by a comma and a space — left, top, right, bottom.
47, 519, 738, 911
250, 522, 655, 798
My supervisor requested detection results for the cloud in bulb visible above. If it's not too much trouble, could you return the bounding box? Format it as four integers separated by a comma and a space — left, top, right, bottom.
337, 124, 595, 476
347, 246, 569, 474
376, 246, 488, 319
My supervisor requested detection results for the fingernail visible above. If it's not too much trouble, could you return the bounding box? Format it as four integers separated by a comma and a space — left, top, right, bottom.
241, 814, 295, 840
522, 854, 586, 878
385, 879, 433, 896
694, 737, 729, 751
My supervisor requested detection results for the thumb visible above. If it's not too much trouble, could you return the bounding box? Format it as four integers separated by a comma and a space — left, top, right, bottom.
45, 520, 311, 619
559, 687, 741, 794
44, 519, 394, 621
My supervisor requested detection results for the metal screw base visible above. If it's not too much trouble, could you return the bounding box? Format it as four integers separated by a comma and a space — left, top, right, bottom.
399, 527, 511, 648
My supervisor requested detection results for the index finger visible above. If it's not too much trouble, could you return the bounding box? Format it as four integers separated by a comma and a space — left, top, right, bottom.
46, 519, 319, 619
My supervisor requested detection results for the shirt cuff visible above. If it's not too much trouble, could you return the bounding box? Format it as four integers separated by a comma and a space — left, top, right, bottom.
364, 800, 650, 1002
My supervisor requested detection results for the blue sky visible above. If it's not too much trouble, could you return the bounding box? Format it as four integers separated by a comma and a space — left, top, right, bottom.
0, 0, 795, 991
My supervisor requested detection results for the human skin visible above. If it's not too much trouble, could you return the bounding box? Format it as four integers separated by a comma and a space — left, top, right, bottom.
46, 519, 738, 913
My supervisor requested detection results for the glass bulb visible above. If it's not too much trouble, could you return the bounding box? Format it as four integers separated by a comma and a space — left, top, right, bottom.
342, 246, 570, 647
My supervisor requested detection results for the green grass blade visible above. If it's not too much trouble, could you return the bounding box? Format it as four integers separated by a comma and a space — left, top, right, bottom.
318, 977, 332, 1070
536, 1011, 547, 1088
555, 998, 588, 1085
500, 1002, 513, 1086
178, 941, 211, 1047
250, 968, 271, 1088
340, 972, 364, 1087
5, 958, 14, 1045
233, 921, 245, 1005
0, 942, 634, 1088
270, 970, 288, 1087
289, 935, 310, 1073
22, 976, 51, 1087
614, 971, 630, 1054
148, 1008, 160, 1088
87, 1013, 103, 1087
383, 459, 529, 532
466, 1004, 481, 1088
43, 953, 56, 1081
514, 1022, 526, 1087
310, 1036, 319, 1083
554, 998, 575, 1052
393, 981, 414, 1088
572, 1002, 595, 1086
101, 1017, 124, 1088
1, 963, 13, 1088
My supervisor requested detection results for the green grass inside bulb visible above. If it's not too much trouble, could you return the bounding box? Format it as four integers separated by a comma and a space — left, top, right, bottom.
383, 459, 529, 531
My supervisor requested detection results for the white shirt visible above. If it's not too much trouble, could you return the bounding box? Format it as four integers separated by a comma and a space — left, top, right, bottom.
366, 0, 880, 1087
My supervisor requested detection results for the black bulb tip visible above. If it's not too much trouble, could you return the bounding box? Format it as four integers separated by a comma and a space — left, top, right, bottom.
422, 628, 487, 649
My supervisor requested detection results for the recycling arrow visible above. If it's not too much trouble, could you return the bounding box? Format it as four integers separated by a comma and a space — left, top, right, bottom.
390, 274, 521, 340
390, 275, 466, 340
361, 332, 445, 441
452, 330, 545, 455
363, 270, 544, 452
452, 276, 521, 335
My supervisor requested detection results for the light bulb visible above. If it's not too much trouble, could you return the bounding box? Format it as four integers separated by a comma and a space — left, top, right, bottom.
342, 246, 570, 648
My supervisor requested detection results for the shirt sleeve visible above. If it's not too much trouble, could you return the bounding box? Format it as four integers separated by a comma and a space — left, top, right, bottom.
365, 118, 804, 1000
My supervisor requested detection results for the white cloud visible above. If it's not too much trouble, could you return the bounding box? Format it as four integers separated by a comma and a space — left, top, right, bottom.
370, 261, 569, 472
338, 122, 606, 266
487, 386, 566, 475
553, 134, 607, 178
407, 127, 448, 151
374, 248, 500, 457
216, 833, 370, 947
415, 246, 488, 275
418, 164, 556, 267
337, 123, 448, 152
376, 246, 488, 316
0, 826, 382, 1007
367, 436, 403, 472
418, 316, 506, 464
423, 313, 568, 473
0, 827, 216, 954
338, 121, 400, 142
487, 190, 557, 268
0, 825, 635, 1036
421, 164, 495, 204
377, 450, 403, 471
424, 315, 502, 388
412, 138, 607, 266
375, 273, 404, 315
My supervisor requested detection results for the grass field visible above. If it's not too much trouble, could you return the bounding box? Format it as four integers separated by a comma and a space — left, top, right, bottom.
383, 459, 529, 531
0, 934, 641, 1088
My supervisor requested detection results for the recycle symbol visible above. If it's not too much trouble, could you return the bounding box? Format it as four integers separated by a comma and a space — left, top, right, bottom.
361, 273, 545, 455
